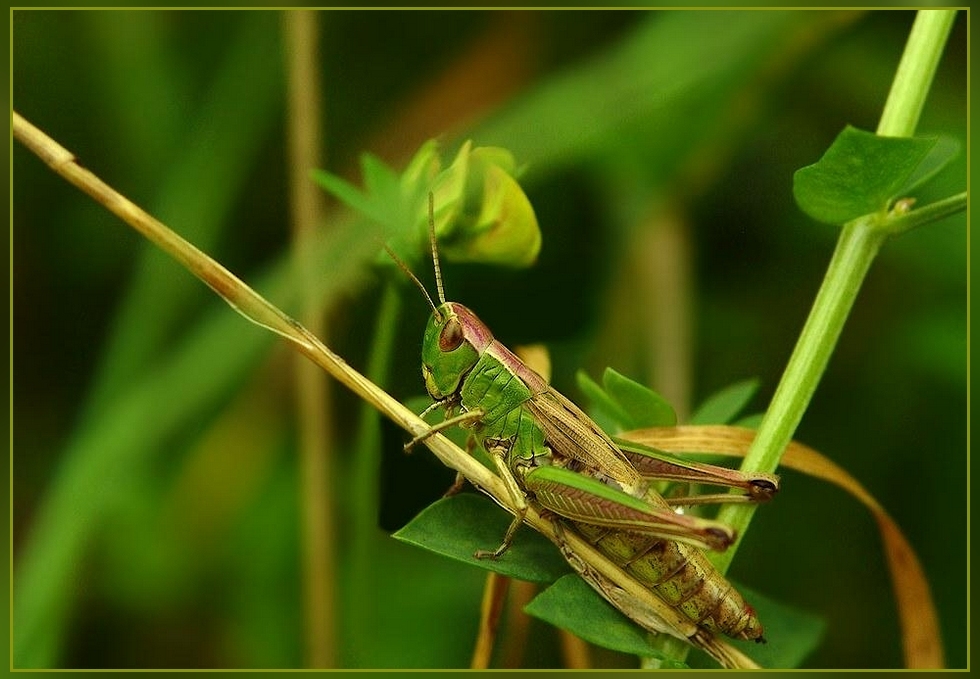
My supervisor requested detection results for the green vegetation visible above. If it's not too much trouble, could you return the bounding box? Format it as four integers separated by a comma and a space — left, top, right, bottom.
12, 9, 965, 669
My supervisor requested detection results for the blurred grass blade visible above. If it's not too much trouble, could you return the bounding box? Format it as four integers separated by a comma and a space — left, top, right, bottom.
86, 12, 190, 170
471, 572, 510, 669
620, 425, 945, 669
13, 213, 378, 667
474, 11, 850, 176
283, 9, 334, 668
84, 12, 283, 417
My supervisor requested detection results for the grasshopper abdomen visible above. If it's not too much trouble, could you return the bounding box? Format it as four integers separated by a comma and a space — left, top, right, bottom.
574, 523, 763, 640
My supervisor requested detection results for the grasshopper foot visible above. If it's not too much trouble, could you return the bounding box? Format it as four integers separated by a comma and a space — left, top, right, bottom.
473, 529, 514, 560
472, 508, 526, 560
403, 432, 429, 453
473, 542, 508, 560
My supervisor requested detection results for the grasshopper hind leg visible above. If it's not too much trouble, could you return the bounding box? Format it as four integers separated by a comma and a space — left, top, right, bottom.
473, 509, 527, 560
473, 439, 529, 560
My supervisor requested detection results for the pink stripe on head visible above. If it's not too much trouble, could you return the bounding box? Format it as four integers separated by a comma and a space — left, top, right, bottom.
446, 303, 494, 352
446, 302, 549, 394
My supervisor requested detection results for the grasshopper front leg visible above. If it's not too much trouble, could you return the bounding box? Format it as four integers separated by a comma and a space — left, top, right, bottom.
403, 408, 486, 451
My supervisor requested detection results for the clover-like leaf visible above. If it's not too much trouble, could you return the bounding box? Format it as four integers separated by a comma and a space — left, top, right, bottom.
526, 574, 824, 669
524, 574, 689, 667
575, 369, 634, 434
793, 126, 943, 225
601, 367, 677, 429
392, 494, 570, 583
898, 134, 960, 196
689, 378, 760, 425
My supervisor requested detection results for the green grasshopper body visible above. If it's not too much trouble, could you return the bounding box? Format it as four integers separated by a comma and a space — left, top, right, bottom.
417, 300, 777, 642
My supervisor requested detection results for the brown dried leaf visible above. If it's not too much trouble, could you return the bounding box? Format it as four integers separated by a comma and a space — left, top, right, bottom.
619, 425, 945, 669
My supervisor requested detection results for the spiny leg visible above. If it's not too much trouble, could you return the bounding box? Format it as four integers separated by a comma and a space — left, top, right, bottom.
659, 481, 762, 508
617, 441, 779, 503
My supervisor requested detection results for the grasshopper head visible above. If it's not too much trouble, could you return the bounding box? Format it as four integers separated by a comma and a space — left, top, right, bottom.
421, 302, 494, 401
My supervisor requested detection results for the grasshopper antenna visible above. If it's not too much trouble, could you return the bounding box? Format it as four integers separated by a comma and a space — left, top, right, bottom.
382, 242, 441, 320
428, 192, 447, 305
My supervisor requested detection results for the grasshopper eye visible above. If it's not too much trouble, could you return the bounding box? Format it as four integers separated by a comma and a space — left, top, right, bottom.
439, 318, 464, 351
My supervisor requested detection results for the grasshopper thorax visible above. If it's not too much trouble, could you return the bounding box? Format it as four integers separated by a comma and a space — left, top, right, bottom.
421, 302, 494, 401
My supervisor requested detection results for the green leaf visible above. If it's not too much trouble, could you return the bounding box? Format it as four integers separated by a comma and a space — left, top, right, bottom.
310, 169, 383, 226
898, 134, 960, 195
689, 378, 760, 425
575, 369, 633, 434
524, 574, 688, 667
733, 412, 764, 429
360, 152, 400, 200
360, 153, 409, 232
602, 367, 677, 428
687, 583, 826, 669
793, 125, 939, 225
392, 494, 570, 583
312, 155, 410, 238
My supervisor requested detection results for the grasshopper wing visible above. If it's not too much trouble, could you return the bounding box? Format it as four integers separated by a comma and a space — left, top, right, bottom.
524, 387, 646, 496
523, 465, 735, 551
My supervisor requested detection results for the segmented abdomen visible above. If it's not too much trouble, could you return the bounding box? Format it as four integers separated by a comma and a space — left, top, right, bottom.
571, 522, 763, 641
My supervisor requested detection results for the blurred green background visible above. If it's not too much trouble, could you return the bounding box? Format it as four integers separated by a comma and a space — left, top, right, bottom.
12, 9, 966, 669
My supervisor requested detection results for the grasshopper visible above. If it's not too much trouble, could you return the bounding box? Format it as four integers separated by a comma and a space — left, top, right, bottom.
399, 195, 779, 655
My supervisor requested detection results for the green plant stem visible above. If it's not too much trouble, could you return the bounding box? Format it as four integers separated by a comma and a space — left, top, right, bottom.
350, 283, 402, 540
711, 8, 959, 574
347, 282, 402, 649
884, 191, 967, 236
877, 10, 958, 138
